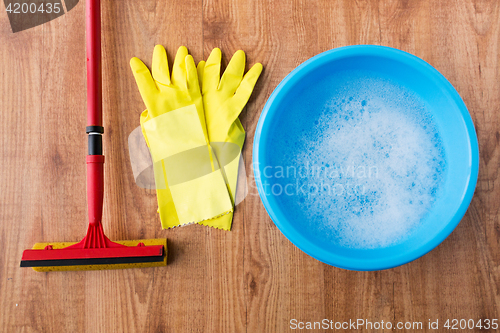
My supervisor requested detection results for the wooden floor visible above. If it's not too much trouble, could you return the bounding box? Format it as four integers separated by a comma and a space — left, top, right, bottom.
1, 0, 499, 332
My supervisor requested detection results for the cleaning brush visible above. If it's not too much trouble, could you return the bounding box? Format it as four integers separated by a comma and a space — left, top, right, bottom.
20, 0, 167, 271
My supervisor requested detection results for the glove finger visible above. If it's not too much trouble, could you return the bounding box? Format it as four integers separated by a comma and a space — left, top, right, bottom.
219, 50, 245, 94
230, 62, 263, 114
185, 55, 200, 94
130, 57, 158, 101
152, 45, 171, 86
171, 46, 189, 87
197, 61, 206, 90
202, 48, 222, 93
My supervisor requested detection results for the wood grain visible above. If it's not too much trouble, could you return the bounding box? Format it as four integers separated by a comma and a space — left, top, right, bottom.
1, 0, 499, 332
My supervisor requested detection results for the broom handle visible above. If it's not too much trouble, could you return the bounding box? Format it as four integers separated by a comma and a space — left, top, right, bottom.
86, 0, 102, 128
86, 0, 104, 227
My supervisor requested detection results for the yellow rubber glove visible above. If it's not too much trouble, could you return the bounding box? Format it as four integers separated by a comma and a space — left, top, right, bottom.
130, 45, 233, 228
197, 49, 263, 230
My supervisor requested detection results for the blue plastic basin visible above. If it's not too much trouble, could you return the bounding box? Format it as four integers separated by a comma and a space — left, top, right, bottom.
253, 45, 479, 271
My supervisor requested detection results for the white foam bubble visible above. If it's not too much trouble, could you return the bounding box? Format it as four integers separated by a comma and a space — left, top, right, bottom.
275, 75, 445, 249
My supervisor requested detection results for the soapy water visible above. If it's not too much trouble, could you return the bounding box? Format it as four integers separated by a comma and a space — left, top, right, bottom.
264, 71, 446, 249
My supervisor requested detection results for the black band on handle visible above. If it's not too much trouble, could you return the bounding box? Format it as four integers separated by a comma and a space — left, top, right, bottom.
88, 134, 102, 155
86, 126, 104, 134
